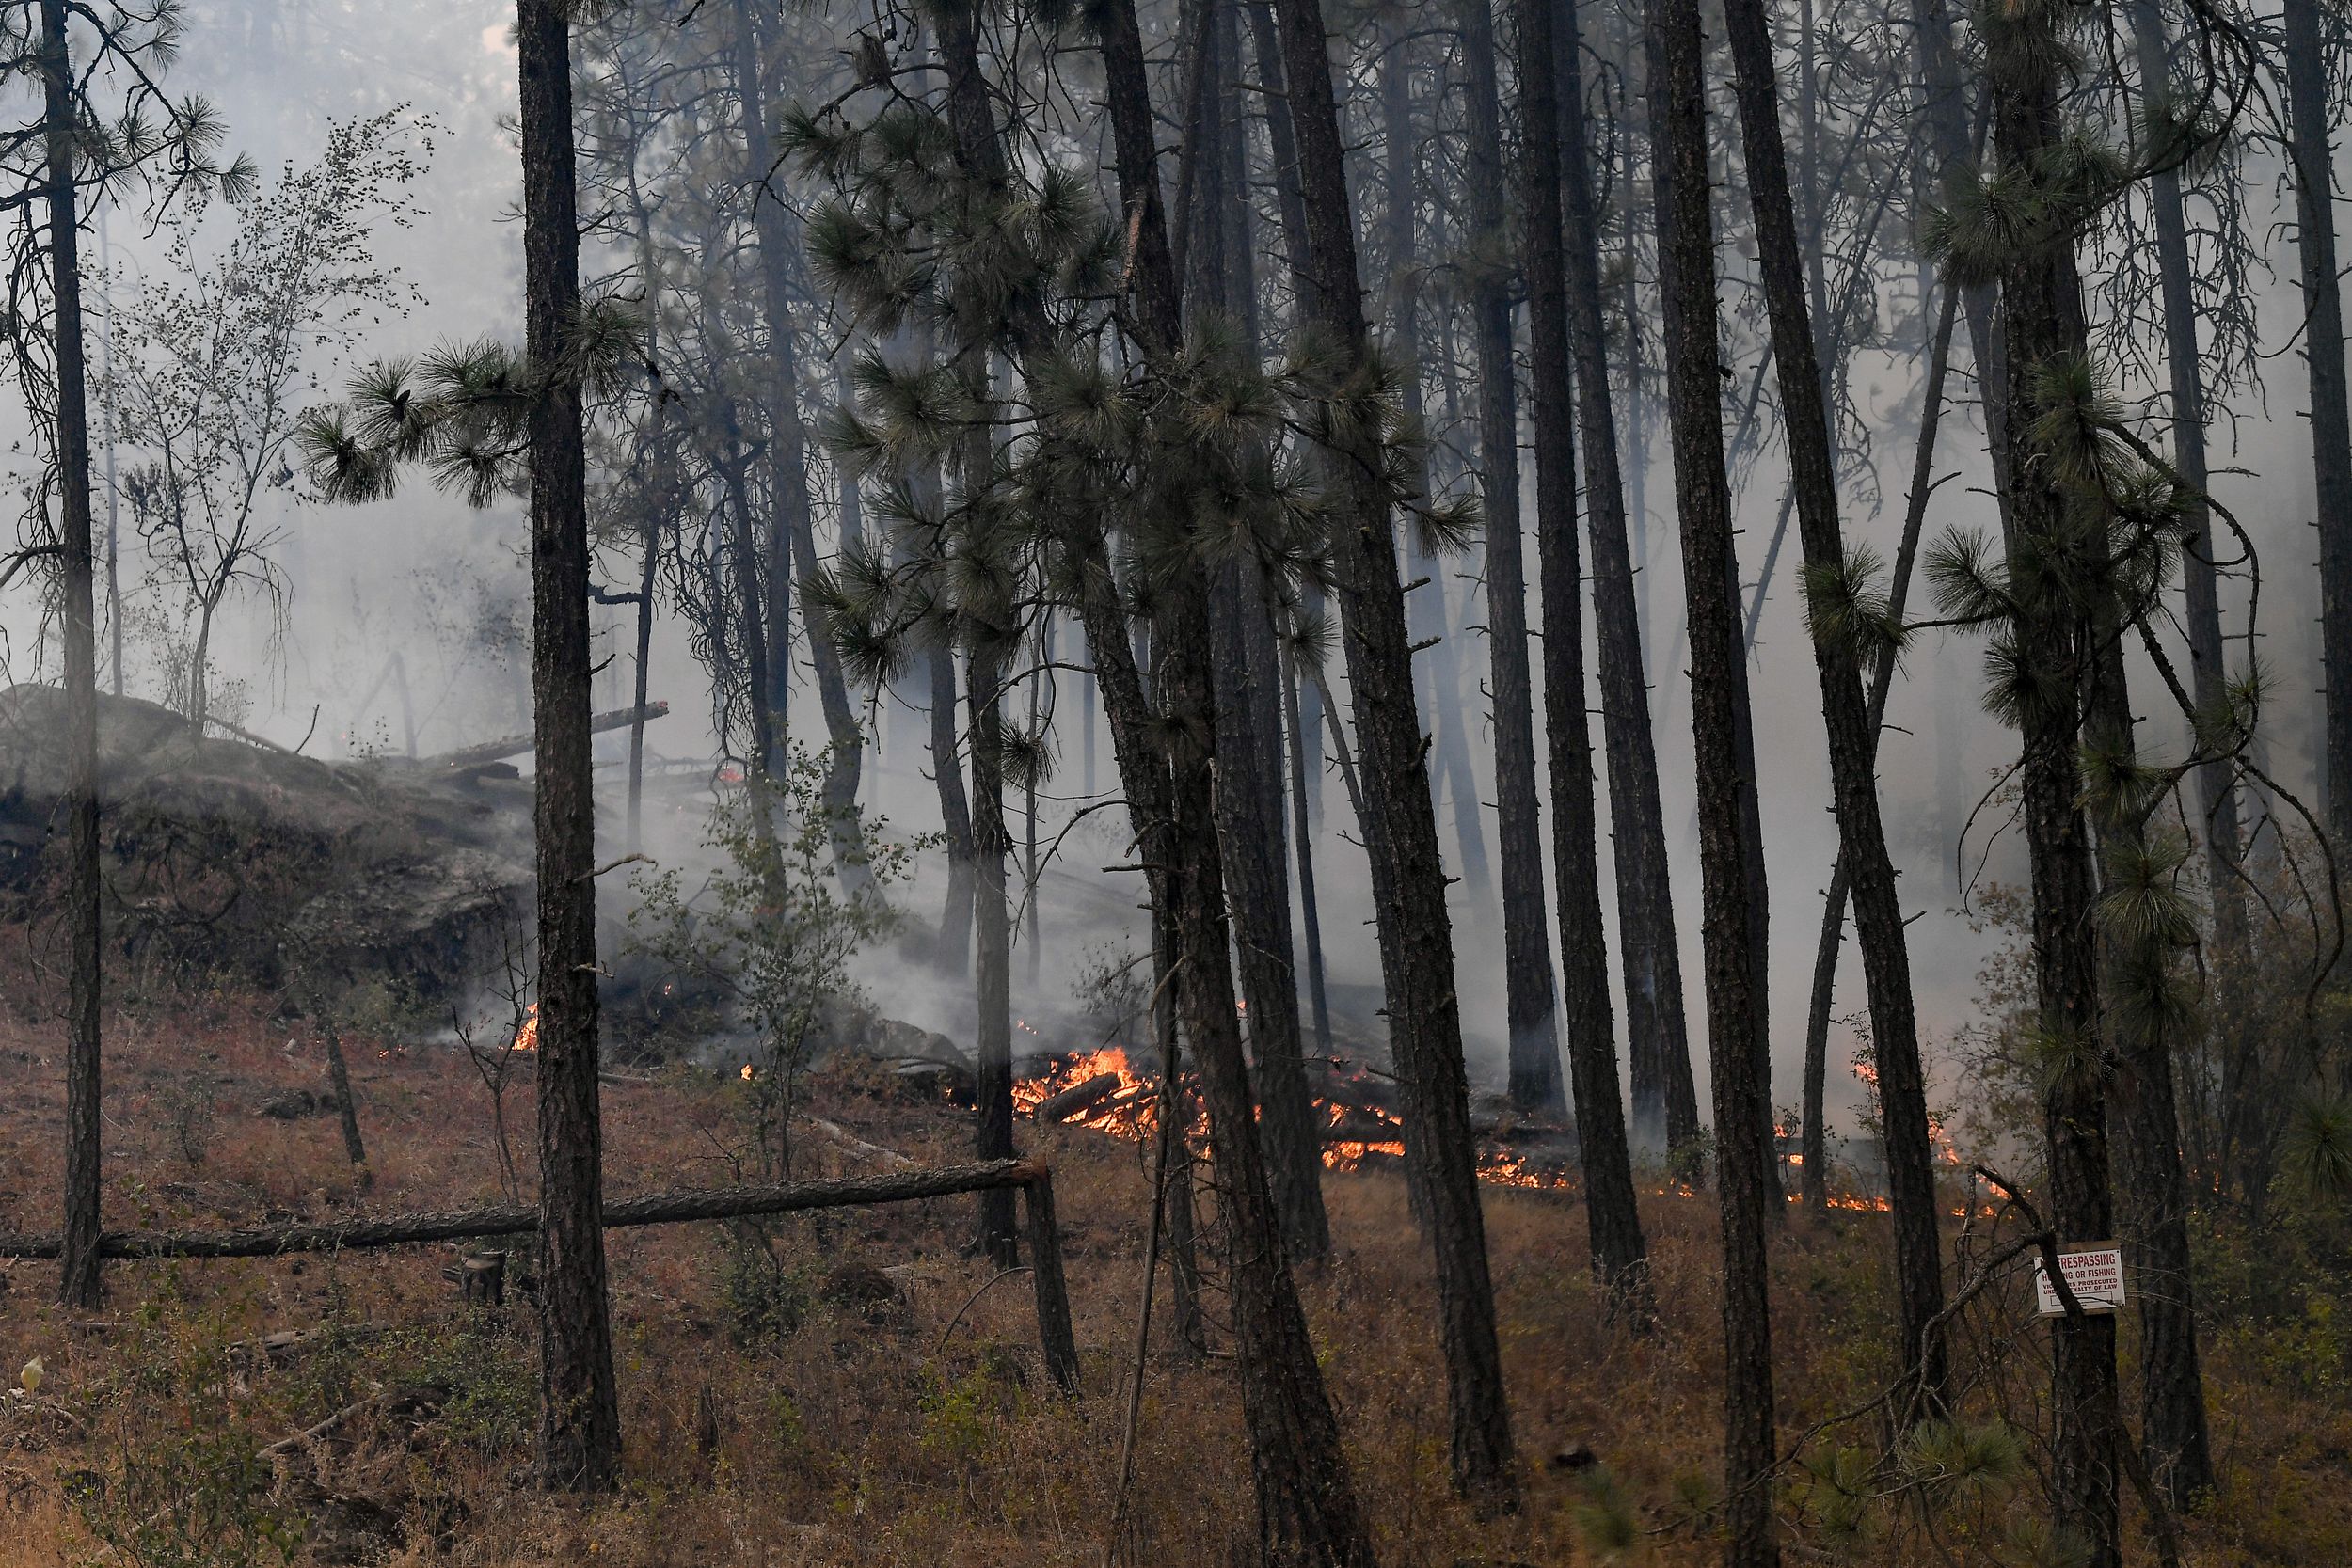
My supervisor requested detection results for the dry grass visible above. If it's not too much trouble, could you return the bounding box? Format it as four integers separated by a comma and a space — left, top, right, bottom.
0, 980, 2344, 1568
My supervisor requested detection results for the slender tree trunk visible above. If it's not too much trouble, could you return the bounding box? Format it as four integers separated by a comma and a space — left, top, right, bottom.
1266, 0, 1516, 1509
716, 443, 776, 777
1985, 5, 2121, 1556
321, 1019, 369, 1177
1801, 283, 1957, 1212
1560, 0, 1699, 1157
43, 0, 103, 1313
925, 4, 1021, 1268
967, 622, 1019, 1267
2283, 0, 2352, 846
1285, 652, 1335, 1052
1152, 919, 1207, 1354
1197, 9, 1329, 1262
2122, 0, 2217, 1504
2093, 639, 2214, 1513
1720, 0, 1946, 1407
518, 0, 619, 1492
1090, 3, 1374, 1546
930, 633, 977, 967
733, 0, 868, 878
1243, 0, 1321, 851
1453, 0, 1563, 1114
1518, 0, 1651, 1306
1651, 0, 1778, 1551
627, 491, 660, 854
1375, 32, 1491, 914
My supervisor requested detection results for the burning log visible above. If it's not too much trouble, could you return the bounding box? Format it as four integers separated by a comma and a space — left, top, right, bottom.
424, 702, 670, 771
1030, 1071, 1122, 1125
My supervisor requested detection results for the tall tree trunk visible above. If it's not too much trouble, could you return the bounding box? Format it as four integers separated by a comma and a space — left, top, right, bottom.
2284, 0, 2352, 846
1720, 0, 1947, 1408
716, 441, 776, 776
1650, 0, 1778, 1552
1377, 30, 1491, 914
1243, 0, 1322, 850
1199, 4, 1329, 1263
518, 0, 620, 1493
1800, 282, 1956, 1212
922, 0, 1018, 1263
1266, 0, 1517, 1509
733, 0, 868, 879
1518, 0, 1651, 1305
1560, 0, 1699, 1156
966, 622, 1019, 1267
2121, 0, 2218, 1505
1454, 0, 1563, 1114
42, 0, 103, 1313
922, 0, 1016, 1278
1645, 4, 1773, 1197
1984, 4, 2121, 1557
1089, 1, 1374, 1547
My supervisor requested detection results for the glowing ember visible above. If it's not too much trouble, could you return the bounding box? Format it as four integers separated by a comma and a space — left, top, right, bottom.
741, 1063, 755, 1081
511, 1003, 539, 1053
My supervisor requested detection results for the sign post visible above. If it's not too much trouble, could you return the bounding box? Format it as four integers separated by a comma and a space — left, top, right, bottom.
2031, 1243, 2126, 1315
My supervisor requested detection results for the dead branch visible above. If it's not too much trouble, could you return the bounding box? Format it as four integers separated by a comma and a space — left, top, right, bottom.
425, 701, 670, 769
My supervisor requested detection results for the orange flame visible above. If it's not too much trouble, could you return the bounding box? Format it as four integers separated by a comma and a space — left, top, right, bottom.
1011, 1048, 1586, 1188
512, 1003, 539, 1053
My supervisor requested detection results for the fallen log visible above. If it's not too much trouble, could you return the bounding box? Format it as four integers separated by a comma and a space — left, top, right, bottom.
1031, 1071, 1122, 1125
0, 1158, 1044, 1259
425, 702, 670, 771
799, 1115, 914, 1170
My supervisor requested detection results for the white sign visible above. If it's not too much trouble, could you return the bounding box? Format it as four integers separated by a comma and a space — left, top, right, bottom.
2032, 1245, 2125, 1316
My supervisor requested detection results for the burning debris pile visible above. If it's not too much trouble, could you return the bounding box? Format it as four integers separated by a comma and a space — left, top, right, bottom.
1011, 1045, 1585, 1190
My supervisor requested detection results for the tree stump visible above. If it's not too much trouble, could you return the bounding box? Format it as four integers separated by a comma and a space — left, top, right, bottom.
461, 1251, 506, 1308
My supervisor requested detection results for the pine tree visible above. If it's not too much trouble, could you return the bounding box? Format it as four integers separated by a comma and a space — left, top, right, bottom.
1649, 0, 1780, 1549
1718, 0, 1947, 1410
1264, 0, 1518, 1508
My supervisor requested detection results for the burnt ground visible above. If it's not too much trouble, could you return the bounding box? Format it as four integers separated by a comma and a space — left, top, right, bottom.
0, 973, 2345, 1567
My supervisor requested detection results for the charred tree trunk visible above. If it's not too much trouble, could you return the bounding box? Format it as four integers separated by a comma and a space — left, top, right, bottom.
1267, 0, 1518, 1509
1518, 0, 1652, 1307
1455, 0, 1563, 1115
968, 627, 1019, 1267
322, 1020, 369, 1176
43, 0, 103, 1313
1984, 4, 2121, 1556
2284, 0, 2352, 847
1559, 0, 1699, 1157
518, 0, 620, 1493
1720, 0, 1947, 1408
1651, 0, 1778, 1551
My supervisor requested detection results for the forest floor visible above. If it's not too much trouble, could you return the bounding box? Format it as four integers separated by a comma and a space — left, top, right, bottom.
0, 982, 2345, 1567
